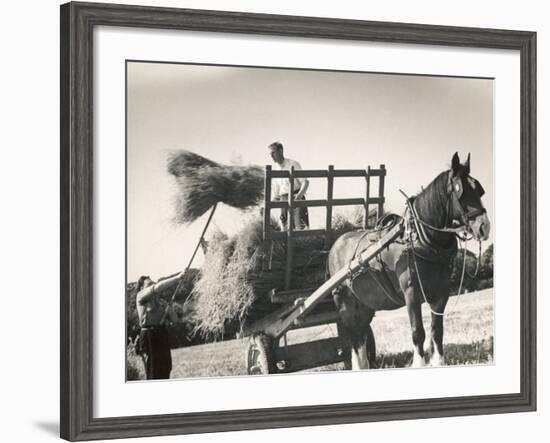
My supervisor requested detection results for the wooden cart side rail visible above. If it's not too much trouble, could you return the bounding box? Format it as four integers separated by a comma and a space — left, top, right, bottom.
274, 337, 349, 373
269, 197, 385, 209
326, 165, 334, 246
270, 168, 386, 178
242, 303, 339, 337
264, 164, 387, 289
241, 302, 298, 337
269, 229, 326, 241
269, 288, 316, 303
290, 310, 340, 330
263, 164, 386, 242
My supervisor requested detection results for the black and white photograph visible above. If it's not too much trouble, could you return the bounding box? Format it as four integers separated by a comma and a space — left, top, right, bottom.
125, 61, 494, 381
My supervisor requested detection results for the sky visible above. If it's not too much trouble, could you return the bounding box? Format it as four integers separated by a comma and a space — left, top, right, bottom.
127, 61, 494, 282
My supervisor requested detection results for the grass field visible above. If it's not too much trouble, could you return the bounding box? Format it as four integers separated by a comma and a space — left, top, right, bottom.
163, 288, 494, 380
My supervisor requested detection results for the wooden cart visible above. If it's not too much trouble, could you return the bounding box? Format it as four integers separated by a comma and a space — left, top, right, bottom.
243, 164, 399, 374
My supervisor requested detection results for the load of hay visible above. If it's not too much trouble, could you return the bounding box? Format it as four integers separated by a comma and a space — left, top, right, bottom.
167, 150, 264, 224
189, 213, 365, 340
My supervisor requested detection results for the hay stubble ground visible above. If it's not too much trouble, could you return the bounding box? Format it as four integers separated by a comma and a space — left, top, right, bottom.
168, 288, 494, 379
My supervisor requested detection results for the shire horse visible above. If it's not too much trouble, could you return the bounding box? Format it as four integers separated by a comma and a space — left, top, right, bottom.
328, 153, 490, 369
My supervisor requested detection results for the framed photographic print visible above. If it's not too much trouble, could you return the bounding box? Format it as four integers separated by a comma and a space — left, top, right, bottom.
60, 1, 537, 441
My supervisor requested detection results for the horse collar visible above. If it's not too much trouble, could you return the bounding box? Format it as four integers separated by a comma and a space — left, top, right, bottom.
406, 203, 457, 263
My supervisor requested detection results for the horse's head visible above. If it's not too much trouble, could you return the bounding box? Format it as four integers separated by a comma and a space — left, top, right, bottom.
448, 152, 491, 241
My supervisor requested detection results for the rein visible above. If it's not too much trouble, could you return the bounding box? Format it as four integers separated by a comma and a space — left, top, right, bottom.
406, 222, 469, 317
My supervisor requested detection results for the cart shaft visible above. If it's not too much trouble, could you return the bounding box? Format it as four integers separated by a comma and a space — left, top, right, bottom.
261, 222, 404, 339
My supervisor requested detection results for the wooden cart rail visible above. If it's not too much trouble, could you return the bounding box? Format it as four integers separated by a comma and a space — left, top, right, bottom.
273, 337, 349, 373
269, 168, 386, 178
263, 164, 386, 290
269, 197, 384, 209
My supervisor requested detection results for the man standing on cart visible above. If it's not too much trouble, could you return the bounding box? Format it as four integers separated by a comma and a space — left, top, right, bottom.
268, 141, 310, 230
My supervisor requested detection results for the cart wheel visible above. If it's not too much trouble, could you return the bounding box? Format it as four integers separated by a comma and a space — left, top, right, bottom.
246, 334, 275, 375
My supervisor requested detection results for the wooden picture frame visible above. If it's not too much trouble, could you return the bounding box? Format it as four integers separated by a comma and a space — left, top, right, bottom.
60, 1, 536, 440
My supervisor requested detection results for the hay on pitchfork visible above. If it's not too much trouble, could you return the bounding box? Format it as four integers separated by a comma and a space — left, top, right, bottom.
167, 150, 264, 224
190, 223, 266, 340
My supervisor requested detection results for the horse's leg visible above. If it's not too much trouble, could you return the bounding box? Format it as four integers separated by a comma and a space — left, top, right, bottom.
350, 337, 368, 370
405, 286, 426, 367
337, 321, 376, 370
365, 323, 376, 368
336, 320, 352, 370
334, 287, 373, 370
428, 296, 448, 367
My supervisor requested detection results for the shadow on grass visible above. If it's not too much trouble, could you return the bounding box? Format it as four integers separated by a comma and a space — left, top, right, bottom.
376, 338, 494, 369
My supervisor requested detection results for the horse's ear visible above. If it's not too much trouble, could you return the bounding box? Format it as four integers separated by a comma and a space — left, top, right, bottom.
137, 275, 150, 291
451, 152, 460, 174
464, 153, 471, 175
137, 276, 146, 291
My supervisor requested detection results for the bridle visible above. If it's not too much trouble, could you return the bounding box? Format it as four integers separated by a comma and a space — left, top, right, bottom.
402, 170, 486, 240
446, 171, 486, 231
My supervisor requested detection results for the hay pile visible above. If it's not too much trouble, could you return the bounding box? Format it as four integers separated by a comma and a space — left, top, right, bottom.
167, 150, 264, 223
190, 213, 365, 339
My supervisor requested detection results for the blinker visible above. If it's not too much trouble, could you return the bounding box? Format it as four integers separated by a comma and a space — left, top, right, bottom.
450, 175, 485, 199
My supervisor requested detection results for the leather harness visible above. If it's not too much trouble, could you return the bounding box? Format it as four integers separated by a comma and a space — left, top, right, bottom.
344, 170, 486, 307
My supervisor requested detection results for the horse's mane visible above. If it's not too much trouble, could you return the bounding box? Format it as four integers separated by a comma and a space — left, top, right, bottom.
413, 170, 450, 230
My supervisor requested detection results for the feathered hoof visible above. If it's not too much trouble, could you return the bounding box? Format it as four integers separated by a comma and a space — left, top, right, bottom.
430, 352, 446, 367
412, 352, 426, 368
